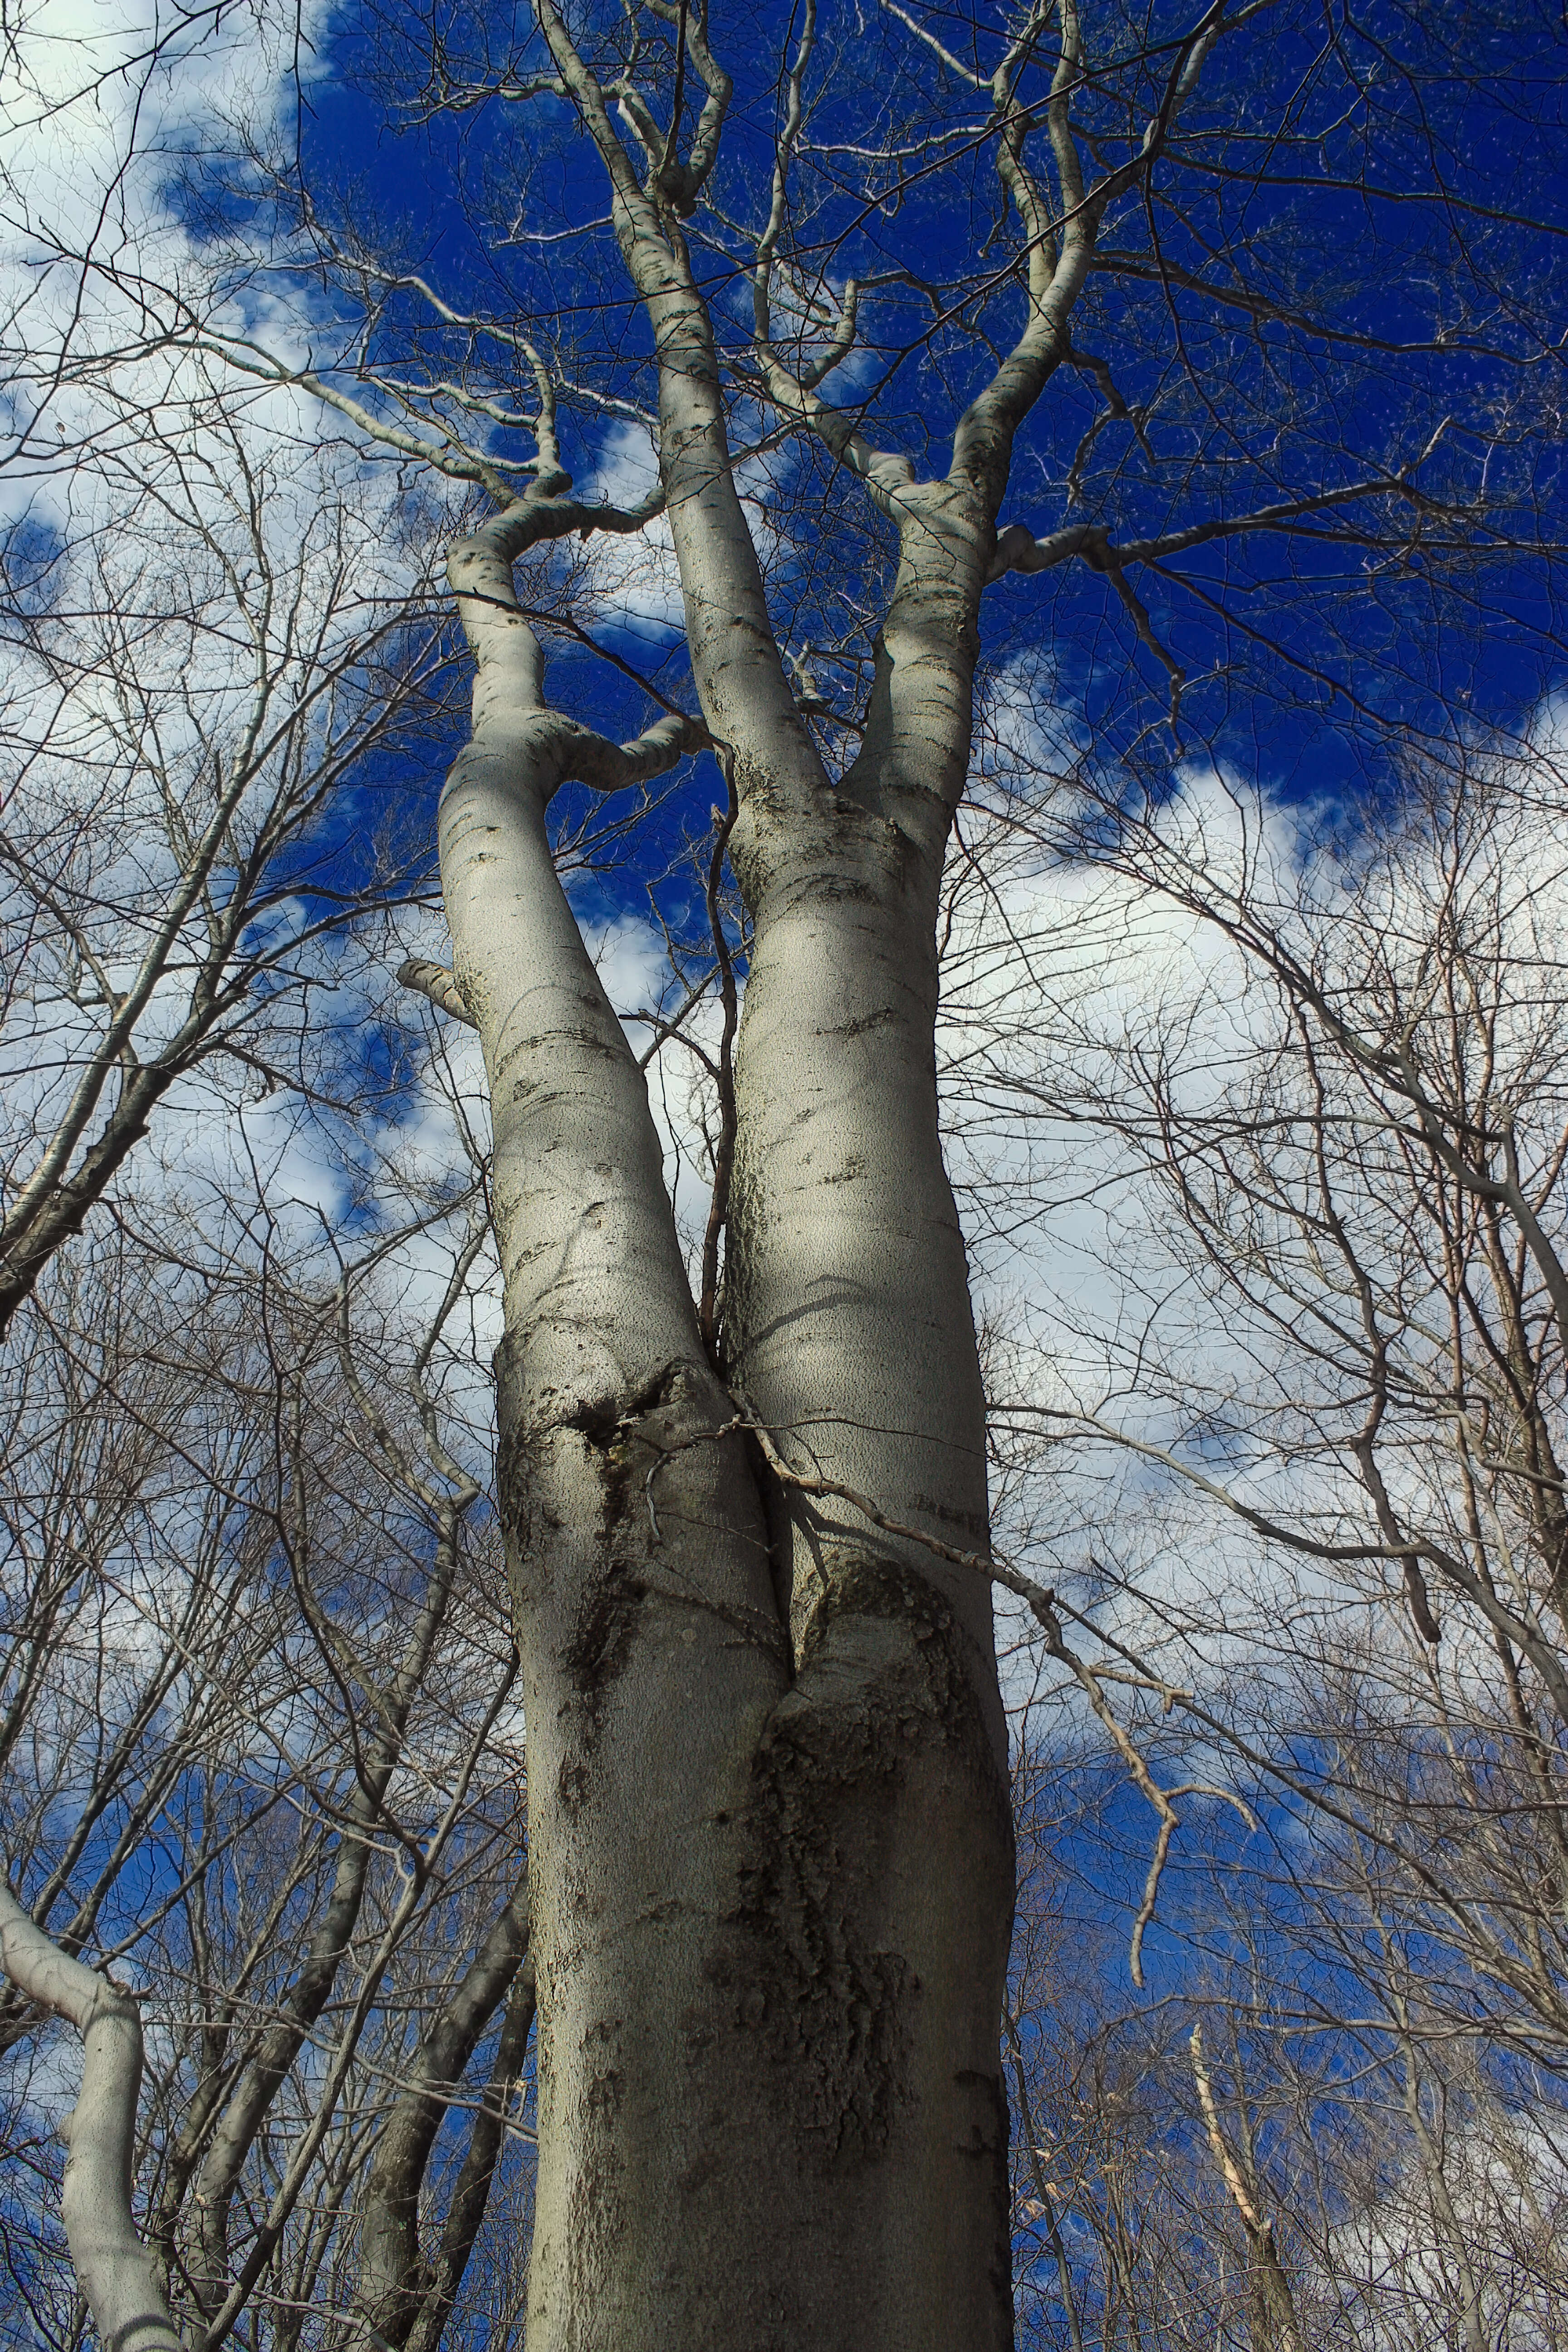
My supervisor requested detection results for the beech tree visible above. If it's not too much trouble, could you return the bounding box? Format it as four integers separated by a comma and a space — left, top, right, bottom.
1, 0, 1563, 2347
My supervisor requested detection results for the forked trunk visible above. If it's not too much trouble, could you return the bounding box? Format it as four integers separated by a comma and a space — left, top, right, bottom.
439, 545, 1017, 2342
493, 1332, 1015, 2352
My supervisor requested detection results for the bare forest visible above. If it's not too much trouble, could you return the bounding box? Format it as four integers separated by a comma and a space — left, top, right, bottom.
1, 1, 1565, 2347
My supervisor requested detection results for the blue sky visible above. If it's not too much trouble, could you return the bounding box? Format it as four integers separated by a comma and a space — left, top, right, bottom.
5, 12, 1568, 2337
247, 0, 1568, 839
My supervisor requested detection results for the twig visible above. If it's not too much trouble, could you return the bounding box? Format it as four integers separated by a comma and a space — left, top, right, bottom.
398, 959, 476, 1027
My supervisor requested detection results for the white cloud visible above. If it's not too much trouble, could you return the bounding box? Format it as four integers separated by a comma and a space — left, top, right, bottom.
942, 701, 1568, 1767
571, 415, 798, 649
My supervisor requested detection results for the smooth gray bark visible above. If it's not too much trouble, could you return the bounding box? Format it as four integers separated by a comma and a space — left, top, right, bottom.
438, 460, 1016, 2347
421, 0, 1228, 2333
0, 1883, 183, 2352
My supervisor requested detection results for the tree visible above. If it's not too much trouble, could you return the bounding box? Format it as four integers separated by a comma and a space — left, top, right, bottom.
970, 747, 1568, 2348
0, 365, 449, 1337
1, 0, 1563, 2346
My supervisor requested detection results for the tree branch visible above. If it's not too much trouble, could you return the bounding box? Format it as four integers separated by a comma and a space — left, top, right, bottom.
0, 1884, 182, 2352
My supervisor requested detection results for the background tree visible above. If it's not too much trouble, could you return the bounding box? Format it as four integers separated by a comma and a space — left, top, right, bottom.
971, 744, 1568, 2349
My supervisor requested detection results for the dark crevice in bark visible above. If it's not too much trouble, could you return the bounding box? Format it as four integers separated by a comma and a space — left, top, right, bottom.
744, 1426, 802, 1676
561, 1575, 648, 1703
556, 1359, 687, 1452
699, 757, 742, 1371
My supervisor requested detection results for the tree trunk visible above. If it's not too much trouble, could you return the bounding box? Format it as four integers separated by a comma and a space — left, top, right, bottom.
0, 1886, 182, 2352
438, 491, 1016, 2341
